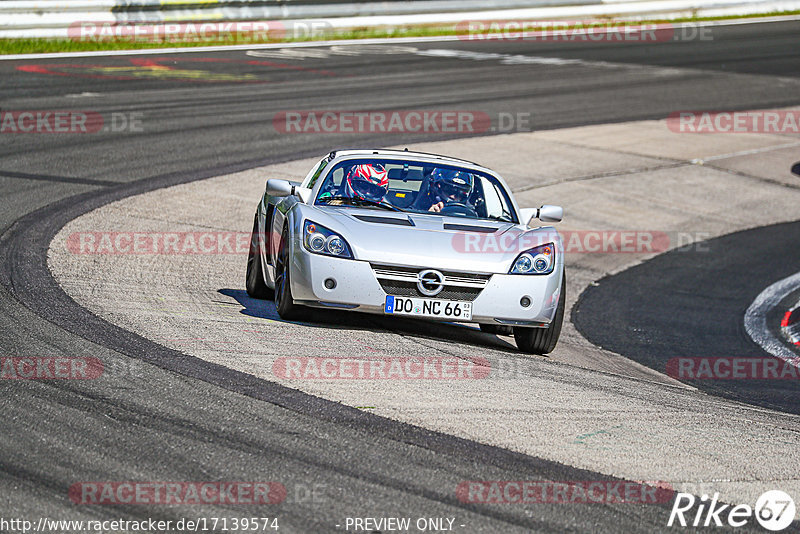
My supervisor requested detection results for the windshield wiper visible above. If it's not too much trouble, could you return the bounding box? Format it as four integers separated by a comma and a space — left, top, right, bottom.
318, 196, 404, 212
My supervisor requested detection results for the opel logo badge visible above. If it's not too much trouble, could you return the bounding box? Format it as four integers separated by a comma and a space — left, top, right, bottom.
417, 269, 444, 297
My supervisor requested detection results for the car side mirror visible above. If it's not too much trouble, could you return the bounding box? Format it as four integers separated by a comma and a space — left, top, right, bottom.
266, 179, 293, 197
792, 162, 800, 176
538, 205, 563, 223
519, 205, 563, 226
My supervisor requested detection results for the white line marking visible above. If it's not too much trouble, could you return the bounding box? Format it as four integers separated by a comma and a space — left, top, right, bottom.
744, 270, 800, 366
2, 15, 800, 61
248, 45, 631, 70
64, 91, 103, 98
692, 140, 800, 164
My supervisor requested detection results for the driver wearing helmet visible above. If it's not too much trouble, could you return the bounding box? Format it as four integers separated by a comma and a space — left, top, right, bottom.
424, 168, 474, 213
342, 163, 389, 203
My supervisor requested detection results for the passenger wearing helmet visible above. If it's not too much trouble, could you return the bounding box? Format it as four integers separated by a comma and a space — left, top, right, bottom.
424, 168, 474, 213
343, 163, 389, 203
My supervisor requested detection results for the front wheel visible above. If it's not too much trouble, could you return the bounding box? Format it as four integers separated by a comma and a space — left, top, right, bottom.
245, 212, 273, 299
514, 272, 566, 354
274, 226, 306, 321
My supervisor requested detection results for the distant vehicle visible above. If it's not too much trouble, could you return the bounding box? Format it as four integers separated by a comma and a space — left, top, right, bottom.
246, 149, 565, 354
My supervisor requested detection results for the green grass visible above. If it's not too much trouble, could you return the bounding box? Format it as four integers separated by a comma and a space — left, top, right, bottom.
2, 10, 798, 55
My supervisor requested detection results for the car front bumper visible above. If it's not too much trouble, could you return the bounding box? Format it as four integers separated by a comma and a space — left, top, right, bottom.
289, 244, 562, 326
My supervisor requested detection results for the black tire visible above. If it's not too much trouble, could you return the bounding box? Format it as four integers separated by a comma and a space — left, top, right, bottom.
479, 324, 513, 336
245, 212, 273, 299
274, 225, 305, 320
514, 272, 566, 354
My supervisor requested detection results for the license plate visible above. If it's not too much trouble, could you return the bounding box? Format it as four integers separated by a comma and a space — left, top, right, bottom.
384, 295, 472, 320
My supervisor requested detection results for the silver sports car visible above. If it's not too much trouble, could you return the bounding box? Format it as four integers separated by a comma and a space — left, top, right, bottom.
246, 149, 565, 354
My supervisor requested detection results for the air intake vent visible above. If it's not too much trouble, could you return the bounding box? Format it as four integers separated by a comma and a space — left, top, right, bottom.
353, 215, 414, 226
377, 279, 483, 301
443, 223, 497, 233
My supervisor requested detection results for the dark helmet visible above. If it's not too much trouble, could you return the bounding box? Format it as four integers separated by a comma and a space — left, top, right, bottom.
431, 168, 473, 203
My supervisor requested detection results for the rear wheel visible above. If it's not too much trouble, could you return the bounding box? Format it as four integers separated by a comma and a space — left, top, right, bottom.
245, 212, 273, 299
514, 272, 566, 354
274, 226, 305, 320
479, 324, 513, 336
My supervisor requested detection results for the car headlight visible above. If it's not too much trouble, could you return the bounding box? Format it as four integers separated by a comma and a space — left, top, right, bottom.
303, 220, 353, 259
510, 243, 555, 275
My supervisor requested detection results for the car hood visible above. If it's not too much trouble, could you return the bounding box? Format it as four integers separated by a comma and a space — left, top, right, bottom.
309, 206, 559, 273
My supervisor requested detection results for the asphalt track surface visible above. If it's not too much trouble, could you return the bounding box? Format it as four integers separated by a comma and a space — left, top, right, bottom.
574, 221, 800, 415
1, 20, 800, 532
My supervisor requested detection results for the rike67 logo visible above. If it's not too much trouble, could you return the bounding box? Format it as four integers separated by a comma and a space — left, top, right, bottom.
668, 490, 796, 531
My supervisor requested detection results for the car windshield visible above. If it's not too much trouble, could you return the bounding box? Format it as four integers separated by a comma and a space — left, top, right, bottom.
314, 158, 517, 222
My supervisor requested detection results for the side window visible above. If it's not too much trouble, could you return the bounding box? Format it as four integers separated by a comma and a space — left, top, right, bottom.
481, 176, 503, 217
480, 176, 516, 222
315, 164, 346, 201
306, 159, 328, 189
330, 167, 345, 187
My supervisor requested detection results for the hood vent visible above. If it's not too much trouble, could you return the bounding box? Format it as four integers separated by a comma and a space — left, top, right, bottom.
443, 223, 497, 233
352, 214, 414, 226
